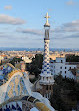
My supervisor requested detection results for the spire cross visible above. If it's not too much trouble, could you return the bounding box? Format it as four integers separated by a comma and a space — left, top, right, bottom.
44, 12, 50, 26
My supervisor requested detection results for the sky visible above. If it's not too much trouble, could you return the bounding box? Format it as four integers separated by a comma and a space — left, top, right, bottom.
0, 0, 79, 49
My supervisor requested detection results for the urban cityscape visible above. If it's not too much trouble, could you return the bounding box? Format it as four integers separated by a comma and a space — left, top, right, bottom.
0, 0, 79, 111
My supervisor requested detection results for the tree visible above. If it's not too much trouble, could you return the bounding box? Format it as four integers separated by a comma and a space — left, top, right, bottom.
9, 57, 23, 66
26, 54, 43, 77
66, 55, 79, 62
50, 75, 79, 111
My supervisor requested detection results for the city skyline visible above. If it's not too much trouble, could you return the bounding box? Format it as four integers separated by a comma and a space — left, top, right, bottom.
0, 0, 79, 48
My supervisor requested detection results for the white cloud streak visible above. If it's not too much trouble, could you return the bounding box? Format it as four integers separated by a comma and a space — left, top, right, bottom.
17, 19, 79, 39
53, 19, 79, 33
4, 5, 12, 10
66, 0, 75, 5
16, 28, 44, 35
0, 14, 26, 25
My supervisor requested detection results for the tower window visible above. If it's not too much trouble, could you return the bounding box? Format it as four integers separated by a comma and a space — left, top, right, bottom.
60, 67, 62, 69
6, 105, 7, 108
65, 71, 66, 74
65, 67, 66, 69
61, 60, 63, 63
46, 86, 48, 90
70, 67, 71, 69
50, 86, 51, 90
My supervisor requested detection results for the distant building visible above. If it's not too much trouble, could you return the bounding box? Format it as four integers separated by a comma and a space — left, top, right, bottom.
0, 55, 7, 64
0, 55, 7, 60
50, 57, 77, 80
50, 53, 65, 60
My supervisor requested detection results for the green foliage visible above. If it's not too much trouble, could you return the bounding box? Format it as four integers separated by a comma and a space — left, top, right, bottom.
32, 54, 43, 69
50, 75, 79, 111
75, 83, 79, 100
29, 77, 38, 83
26, 54, 43, 77
66, 55, 79, 62
9, 57, 23, 66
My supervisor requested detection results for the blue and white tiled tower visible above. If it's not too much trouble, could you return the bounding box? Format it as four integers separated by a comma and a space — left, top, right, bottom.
40, 13, 54, 98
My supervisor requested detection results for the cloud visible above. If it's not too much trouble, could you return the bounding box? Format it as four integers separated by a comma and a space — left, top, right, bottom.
49, 19, 79, 41
0, 14, 26, 25
16, 19, 79, 40
48, 9, 53, 12
53, 19, 79, 33
64, 20, 79, 27
4, 5, 12, 10
53, 33, 79, 39
0, 32, 12, 38
66, 33, 79, 38
16, 28, 44, 35
66, 0, 74, 5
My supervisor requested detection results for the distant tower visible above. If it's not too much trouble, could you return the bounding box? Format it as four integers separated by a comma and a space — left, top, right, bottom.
40, 13, 54, 99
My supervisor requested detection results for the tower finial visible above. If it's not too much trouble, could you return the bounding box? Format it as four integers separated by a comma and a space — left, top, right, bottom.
44, 12, 50, 27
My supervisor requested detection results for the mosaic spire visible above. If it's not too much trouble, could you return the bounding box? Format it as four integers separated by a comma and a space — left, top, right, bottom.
40, 13, 54, 85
